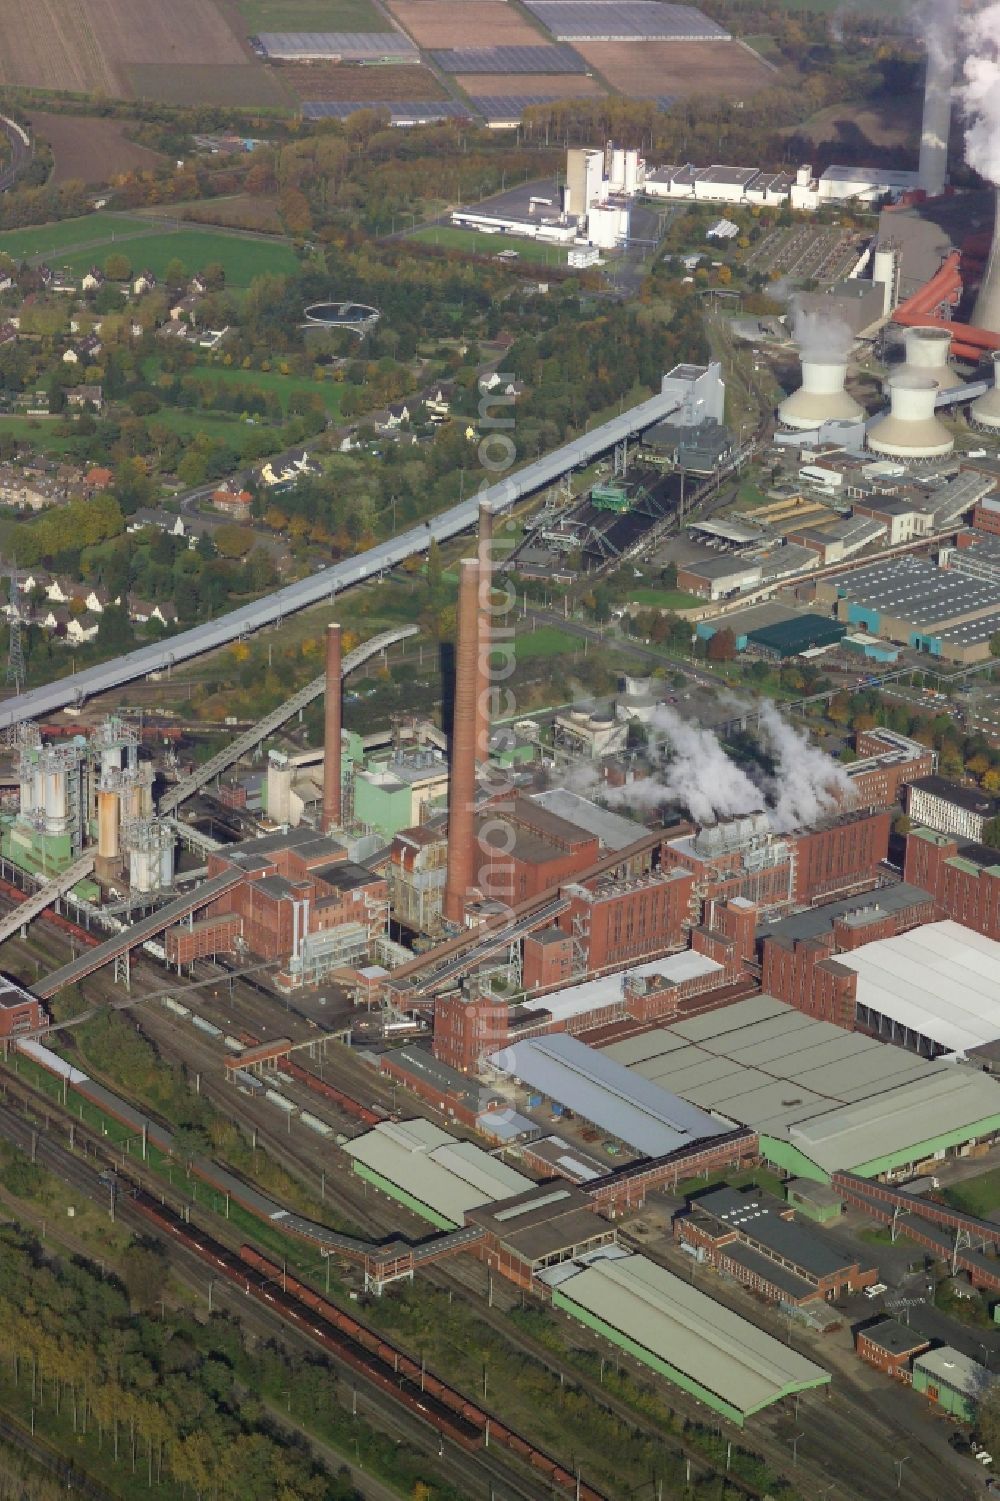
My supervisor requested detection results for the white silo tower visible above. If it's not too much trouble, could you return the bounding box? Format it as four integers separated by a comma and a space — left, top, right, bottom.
892, 325, 960, 392
778, 354, 863, 430
866, 374, 954, 458
972, 352, 1000, 431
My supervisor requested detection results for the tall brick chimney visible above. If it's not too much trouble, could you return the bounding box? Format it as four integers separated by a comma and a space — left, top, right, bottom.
476, 501, 493, 764
321, 622, 342, 832
444, 558, 479, 925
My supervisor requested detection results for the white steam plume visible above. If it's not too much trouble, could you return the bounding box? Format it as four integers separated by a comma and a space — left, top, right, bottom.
961, 3, 1000, 183
604, 706, 765, 825
756, 701, 855, 832
792, 303, 854, 362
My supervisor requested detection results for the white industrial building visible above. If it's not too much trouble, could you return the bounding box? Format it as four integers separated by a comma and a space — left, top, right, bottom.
343, 1117, 533, 1229
835, 921, 1000, 1057
790, 163, 921, 210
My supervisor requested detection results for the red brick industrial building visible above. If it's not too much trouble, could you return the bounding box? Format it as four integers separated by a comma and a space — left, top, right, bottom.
903, 826, 1000, 941
760, 884, 934, 1027
166, 826, 388, 984
0, 977, 47, 1039
847, 729, 936, 808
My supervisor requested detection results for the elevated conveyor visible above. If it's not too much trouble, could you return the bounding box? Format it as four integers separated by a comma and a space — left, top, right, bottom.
0, 854, 95, 946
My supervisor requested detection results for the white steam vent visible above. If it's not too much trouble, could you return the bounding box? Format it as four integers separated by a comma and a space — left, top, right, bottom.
867, 373, 954, 458
890, 325, 960, 391
779, 306, 863, 430
972, 351, 1000, 431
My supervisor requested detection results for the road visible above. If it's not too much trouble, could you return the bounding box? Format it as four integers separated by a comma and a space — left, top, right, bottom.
0, 384, 684, 730
0, 114, 31, 193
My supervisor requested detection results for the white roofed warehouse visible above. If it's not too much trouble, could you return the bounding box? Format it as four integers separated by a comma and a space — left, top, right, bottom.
343, 1118, 533, 1229
548, 1252, 830, 1424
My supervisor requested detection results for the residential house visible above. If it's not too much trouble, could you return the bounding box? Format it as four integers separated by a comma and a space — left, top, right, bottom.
0, 273, 14, 293
133, 270, 157, 295
81, 268, 104, 292
67, 384, 103, 413
129, 597, 178, 627
0, 322, 17, 347
170, 294, 201, 323
63, 334, 102, 366
84, 466, 114, 492
212, 486, 253, 519
423, 383, 453, 422
478, 372, 523, 399
126, 509, 187, 539
384, 402, 411, 429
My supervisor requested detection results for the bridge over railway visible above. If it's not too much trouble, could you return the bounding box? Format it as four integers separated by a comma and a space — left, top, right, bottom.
0, 385, 685, 730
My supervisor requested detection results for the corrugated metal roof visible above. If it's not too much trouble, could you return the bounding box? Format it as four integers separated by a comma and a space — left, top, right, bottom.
835, 920, 1000, 1054
556, 1253, 829, 1414
491, 1033, 726, 1157
344, 1120, 532, 1224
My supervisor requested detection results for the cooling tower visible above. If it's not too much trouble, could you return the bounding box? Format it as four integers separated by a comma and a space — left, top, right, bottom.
891, 325, 960, 392
866, 374, 954, 458
778, 356, 863, 431
972, 189, 1000, 337
972, 352, 1000, 431
917, 7, 956, 197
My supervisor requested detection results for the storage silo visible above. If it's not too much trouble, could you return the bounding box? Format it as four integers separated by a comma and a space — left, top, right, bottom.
778, 354, 864, 430
866, 374, 954, 458
972, 352, 1000, 431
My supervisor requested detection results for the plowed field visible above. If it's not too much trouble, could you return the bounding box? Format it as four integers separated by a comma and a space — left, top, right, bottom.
278, 61, 446, 100
29, 112, 166, 184
388, 0, 542, 49
456, 72, 604, 98
0, 0, 249, 97
577, 39, 776, 99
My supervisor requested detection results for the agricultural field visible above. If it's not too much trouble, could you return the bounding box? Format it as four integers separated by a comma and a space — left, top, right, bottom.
387, 0, 543, 49
576, 39, 777, 99
56, 227, 299, 287
455, 71, 604, 99
276, 60, 446, 101
0, 211, 151, 261
126, 63, 292, 107
0, 0, 250, 98
789, 94, 923, 154
408, 224, 567, 263
236, 0, 391, 30
28, 111, 166, 186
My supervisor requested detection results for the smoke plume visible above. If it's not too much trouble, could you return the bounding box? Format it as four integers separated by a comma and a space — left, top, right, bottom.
604, 706, 765, 825
791, 303, 854, 362
961, 3, 1000, 184
756, 702, 855, 832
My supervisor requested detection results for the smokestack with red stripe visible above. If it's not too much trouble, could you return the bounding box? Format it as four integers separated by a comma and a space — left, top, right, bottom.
322, 623, 342, 832
444, 558, 479, 926
476, 502, 493, 764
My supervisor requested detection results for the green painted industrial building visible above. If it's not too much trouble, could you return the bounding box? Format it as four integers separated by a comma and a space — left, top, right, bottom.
546, 1251, 830, 1425
602, 996, 1000, 1185
912, 1346, 996, 1423
745, 614, 845, 659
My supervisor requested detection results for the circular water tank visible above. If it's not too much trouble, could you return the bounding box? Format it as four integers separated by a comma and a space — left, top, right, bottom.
867, 373, 954, 458
778, 357, 863, 430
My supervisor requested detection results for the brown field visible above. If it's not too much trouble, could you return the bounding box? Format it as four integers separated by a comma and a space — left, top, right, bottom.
788, 95, 921, 155
577, 39, 777, 100
276, 61, 446, 101
144, 194, 285, 232
387, 0, 542, 49
456, 72, 604, 99
0, 0, 255, 99
28, 111, 166, 184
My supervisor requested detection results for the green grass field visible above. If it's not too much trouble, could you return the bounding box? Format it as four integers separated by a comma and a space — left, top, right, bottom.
0, 213, 151, 262
236, 0, 390, 30
0, 416, 75, 455
150, 357, 347, 418
59, 229, 299, 288
504, 625, 580, 661
942, 1170, 1000, 1219
409, 225, 569, 266
149, 409, 261, 441
630, 587, 703, 610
